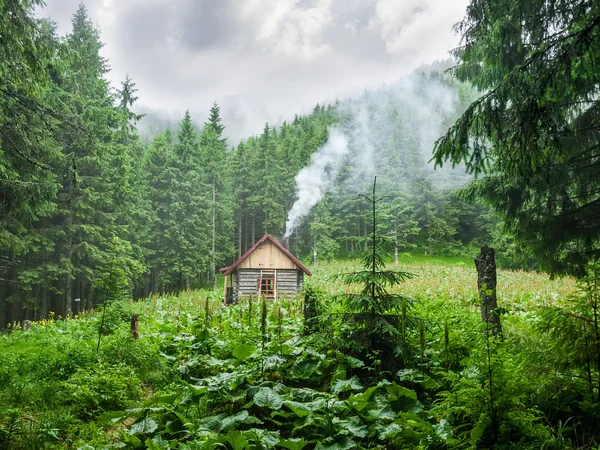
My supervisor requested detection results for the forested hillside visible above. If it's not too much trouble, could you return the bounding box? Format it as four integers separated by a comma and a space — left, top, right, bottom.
3, 0, 600, 448
0, 3, 501, 328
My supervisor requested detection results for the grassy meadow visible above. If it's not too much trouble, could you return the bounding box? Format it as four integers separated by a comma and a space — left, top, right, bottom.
0, 256, 586, 449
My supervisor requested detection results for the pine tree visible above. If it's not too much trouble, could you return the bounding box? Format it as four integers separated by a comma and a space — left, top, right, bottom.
206, 102, 226, 139
200, 103, 233, 284
335, 178, 415, 373
231, 141, 252, 256
146, 130, 175, 292
433, 0, 600, 275
0, 2, 65, 326
164, 111, 211, 289
51, 4, 117, 316
249, 124, 286, 236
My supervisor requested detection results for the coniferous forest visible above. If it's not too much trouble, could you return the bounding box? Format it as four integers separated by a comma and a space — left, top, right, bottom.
1, 0, 600, 449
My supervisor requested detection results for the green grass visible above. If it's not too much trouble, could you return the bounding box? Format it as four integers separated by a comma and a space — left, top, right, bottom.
0, 258, 584, 449
309, 256, 575, 310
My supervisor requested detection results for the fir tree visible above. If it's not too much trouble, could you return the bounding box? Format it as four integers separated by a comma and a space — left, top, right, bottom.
335, 178, 415, 373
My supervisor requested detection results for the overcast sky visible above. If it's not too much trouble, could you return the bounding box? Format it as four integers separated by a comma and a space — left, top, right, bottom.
37, 0, 469, 141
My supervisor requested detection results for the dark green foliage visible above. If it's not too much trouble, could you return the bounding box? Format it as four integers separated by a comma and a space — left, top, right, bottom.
334, 179, 415, 374
433, 0, 600, 276
0, 3, 491, 326
302, 284, 324, 335
61, 363, 142, 419
4, 1, 597, 447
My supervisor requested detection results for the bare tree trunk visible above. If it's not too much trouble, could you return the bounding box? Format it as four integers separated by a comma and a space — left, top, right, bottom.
475, 246, 502, 337
4, 276, 14, 326
39, 285, 47, 321
591, 276, 600, 402
238, 209, 243, 258
65, 270, 73, 318
0, 282, 5, 329
211, 182, 216, 285
151, 267, 157, 294
64, 210, 74, 318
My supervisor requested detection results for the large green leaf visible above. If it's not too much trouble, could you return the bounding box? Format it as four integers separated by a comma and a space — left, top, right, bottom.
283, 399, 325, 417
331, 376, 362, 395
290, 359, 321, 379
221, 430, 249, 450
219, 410, 263, 432
246, 428, 281, 446
199, 413, 227, 431
345, 356, 365, 368
254, 387, 284, 410
120, 431, 143, 448
373, 422, 403, 440
232, 343, 256, 361
128, 416, 158, 435
333, 416, 368, 438
207, 372, 246, 392
385, 382, 421, 414
145, 436, 169, 450
278, 438, 309, 450
264, 355, 287, 370
98, 410, 127, 424
365, 405, 396, 421
314, 434, 357, 450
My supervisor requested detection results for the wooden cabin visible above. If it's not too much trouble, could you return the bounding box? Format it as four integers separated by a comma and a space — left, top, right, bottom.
220, 234, 311, 303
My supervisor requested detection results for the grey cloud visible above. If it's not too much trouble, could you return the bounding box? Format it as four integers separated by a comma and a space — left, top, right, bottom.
176, 0, 245, 51
38, 0, 467, 142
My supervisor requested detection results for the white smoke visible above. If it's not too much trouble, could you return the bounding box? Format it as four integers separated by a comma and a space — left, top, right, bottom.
284, 128, 349, 238
283, 66, 472, 239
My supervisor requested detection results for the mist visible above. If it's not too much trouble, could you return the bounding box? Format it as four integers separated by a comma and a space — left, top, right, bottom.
284, 69, 472, 238
284, 129, 349, 239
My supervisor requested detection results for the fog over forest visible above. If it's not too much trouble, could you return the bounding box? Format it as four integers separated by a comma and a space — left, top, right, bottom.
37, 0, 470, 141
3, 0, 600, 449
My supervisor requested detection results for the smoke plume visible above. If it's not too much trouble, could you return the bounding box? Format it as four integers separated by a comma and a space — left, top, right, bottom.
283, 66, 472, 238
284, 129, 349, 238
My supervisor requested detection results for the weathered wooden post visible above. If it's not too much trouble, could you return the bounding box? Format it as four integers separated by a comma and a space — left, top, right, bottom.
130, 314, 139, 340
475, 246, 502, 337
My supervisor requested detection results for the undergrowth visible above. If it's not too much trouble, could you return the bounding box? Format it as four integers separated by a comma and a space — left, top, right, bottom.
0, 258, 595, 450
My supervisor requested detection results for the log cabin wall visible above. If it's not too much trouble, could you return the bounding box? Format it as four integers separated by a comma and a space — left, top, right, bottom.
235, 269, 302, 299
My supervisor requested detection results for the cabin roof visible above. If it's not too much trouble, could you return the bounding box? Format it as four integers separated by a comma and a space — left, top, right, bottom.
220, 234, 312, 276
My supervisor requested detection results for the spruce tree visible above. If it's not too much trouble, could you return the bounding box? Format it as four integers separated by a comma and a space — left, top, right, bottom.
335, 178, 415, 373
433, 0, 600, 275
165, 111, 211, 289
200, 105, 233, 285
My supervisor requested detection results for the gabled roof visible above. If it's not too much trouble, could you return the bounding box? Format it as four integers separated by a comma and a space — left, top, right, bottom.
220, 234, 312, 276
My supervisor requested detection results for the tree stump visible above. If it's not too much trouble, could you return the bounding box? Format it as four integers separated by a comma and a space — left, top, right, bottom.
130, 314, 139, 340
475, 246, 502, 336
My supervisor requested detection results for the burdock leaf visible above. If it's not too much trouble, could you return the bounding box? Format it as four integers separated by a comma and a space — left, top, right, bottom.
254, 387, 284, 410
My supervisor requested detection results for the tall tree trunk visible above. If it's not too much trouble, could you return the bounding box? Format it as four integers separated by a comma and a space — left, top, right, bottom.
90, 284, 95, 310
475, 246, 502, 337
64, 203, 74, 317
212, 182, 216, 286
591, 276, 600, 402
151, 267, 157, 294
65, 271, 73, 318
245, 209, 249, 252
5, 276, 14, 326
0, 280, 6, 329
39, 285, 47, 320
238, 208, 243, 258
252, 212, 256, 244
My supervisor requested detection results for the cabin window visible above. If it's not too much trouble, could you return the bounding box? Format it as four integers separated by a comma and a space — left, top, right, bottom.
258, 276, 275, 297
